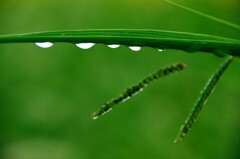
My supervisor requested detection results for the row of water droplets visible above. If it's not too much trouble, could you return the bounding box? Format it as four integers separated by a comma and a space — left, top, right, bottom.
35, 42, 165, 52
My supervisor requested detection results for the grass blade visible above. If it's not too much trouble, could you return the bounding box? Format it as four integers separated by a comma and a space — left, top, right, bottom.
92, 63, 186, 119
174, 56, 234, 143
0, 29, 239, 56
163, 0, 240, 31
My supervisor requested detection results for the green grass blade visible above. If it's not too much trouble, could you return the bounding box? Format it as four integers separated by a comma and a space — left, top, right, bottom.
163, 0, 240, 31
0, 29, 239, 56
174, 56, 234, 144
92, 63, 186, 119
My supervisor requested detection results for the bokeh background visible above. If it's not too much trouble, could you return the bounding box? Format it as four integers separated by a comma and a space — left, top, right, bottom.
0, 0, 240, 159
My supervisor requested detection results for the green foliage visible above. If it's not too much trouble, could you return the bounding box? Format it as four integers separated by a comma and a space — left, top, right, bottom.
0, 0, 239, 148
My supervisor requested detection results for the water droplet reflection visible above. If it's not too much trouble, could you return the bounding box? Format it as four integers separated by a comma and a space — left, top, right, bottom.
107, 44, 120, 49
35, 42, 53, 48
129, 46, 141, 51
76, 43, 95, 49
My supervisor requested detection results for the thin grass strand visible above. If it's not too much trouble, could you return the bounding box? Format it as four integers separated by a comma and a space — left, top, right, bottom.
163, 0, 240, 31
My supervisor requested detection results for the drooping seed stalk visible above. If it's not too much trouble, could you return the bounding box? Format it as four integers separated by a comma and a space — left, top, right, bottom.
174, 56, 234, 143
92, 63, 186, 119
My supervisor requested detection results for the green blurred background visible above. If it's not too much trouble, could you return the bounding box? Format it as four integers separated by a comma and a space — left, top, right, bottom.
0, 0, 240, 159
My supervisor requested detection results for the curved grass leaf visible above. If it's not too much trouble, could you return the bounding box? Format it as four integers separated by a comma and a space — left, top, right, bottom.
92, 63, 186, 119
0, 29, 239, 56
174, 56, 234, 144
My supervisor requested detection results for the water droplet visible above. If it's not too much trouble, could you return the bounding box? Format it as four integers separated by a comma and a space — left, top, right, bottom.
158, 49, 164, 52
105, 107, 112, 113
92, 116, 98, 120
131, 88, 144, 96
76, 43, 95, 49
35, 42, 53, 48
107, 44, 120, 49
129, 46, 141, 51
121, 96, 130, 102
